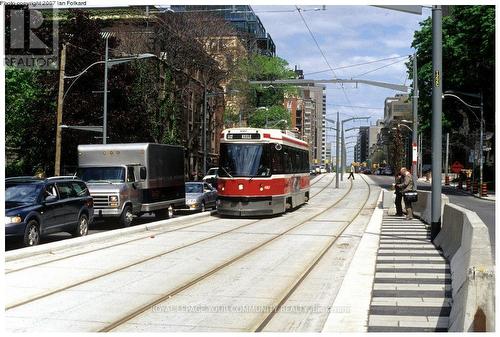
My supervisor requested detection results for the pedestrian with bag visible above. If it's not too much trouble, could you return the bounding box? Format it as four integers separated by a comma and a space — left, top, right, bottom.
393, 171, 404, 216
396, 167, 415, 220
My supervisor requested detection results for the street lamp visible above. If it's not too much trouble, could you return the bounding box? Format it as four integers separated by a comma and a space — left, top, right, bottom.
341, 117, 370, 180
54, 42, 157, 174
442, 90, 484, 195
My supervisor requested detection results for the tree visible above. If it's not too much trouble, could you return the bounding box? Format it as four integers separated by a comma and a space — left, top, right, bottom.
247, 105, 291, 129
228, 54, 297, 126
408, 5, 494, 179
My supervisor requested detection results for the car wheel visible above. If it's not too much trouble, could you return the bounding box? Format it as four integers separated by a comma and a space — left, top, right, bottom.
73, 213, 89, 237
201, 201, 205, 212
119, 205, 133, 228
23, 219, 40, 247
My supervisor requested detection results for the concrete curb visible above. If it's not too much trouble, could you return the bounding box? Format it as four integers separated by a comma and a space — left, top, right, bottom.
5, 210, 217, 262
322, 189, 384, 332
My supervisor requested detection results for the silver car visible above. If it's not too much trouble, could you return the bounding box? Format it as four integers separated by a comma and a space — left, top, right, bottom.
183, 182, 217, 212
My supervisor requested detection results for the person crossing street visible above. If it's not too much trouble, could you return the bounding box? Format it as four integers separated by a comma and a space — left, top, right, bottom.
347, 163, 355, 180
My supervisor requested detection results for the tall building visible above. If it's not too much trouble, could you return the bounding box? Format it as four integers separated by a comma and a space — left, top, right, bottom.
299, 85, 325, 165
355, 126, 370, 164
169, 5, 276, 56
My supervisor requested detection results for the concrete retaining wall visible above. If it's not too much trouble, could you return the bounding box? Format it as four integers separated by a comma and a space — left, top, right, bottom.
434, 204, 495, 332
412, 190, 449, 224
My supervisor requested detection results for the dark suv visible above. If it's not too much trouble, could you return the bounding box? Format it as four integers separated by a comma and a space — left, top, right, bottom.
5, 176, 94, 247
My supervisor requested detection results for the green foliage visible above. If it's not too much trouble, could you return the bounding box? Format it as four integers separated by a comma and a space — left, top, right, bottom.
248, 105, 291, 129
229, 54, 296, 126
409, 6, 495, 135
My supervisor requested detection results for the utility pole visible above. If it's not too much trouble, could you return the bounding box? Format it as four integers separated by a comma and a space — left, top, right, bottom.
479, 91, 484, 194
431, 5, 443, 241
341, 127, 345, 181
54, 44, 67, 176
336, 111, 340, 188
412, 52, 418, 190
203, 87, 208, 175
445, 132, 449, 179
103, 36, 109, 144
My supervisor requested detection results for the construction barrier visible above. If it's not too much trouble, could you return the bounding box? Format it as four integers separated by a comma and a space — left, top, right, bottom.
445, 175, 450, 186
481, 183, 488, 197
466, 178, 471, 191
473, 181, 479, 194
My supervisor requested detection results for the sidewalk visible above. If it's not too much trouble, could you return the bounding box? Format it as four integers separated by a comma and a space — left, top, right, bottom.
417, 177, 495, 202
366, 212, 451, 332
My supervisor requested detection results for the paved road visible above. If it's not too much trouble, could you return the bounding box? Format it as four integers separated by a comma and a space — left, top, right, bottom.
368, 174, 495, 248
5, 174, 380, 332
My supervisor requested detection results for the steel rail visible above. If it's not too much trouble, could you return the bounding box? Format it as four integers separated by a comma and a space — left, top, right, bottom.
99, 176, 352, 332
253, 174, 372, 331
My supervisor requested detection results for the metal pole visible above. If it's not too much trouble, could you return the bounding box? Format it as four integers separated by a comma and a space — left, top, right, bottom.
203, 87, 207, 175
431, 5, 442, 240
103, 36, 109, 144
341, 125, 345, 181
445, 132, 449, 177
336, 111, 339, 188
54, 44, 66, 176
412, 52, 418, 190
479, 91, 484, 192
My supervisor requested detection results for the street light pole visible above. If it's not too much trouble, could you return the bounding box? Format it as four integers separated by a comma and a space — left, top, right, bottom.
103, 36, 109, 144
336, 111, 340, 188
412, 51, 418, 190
203, 87, 208, 176
431, 5, 443, 240
479, 91, 484, 194
54, 44, 67, 176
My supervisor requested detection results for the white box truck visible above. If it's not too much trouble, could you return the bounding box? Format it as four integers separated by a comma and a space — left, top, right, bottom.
77, 143, 185, 227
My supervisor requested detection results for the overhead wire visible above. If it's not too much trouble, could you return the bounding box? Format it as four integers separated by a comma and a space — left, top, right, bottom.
295, 6, 358, 116
304, 54, 410, 76
351, 57, 409, 78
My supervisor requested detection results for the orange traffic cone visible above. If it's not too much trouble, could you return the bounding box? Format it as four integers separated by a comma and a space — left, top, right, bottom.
445, 175, 450, 186
481, 183, 488, 197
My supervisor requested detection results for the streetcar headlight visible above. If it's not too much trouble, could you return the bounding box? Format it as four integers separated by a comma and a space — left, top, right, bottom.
5, 216, 22, 224
238, 184, 244, 190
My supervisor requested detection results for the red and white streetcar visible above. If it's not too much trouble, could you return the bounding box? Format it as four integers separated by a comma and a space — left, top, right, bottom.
217, 128, 310, 216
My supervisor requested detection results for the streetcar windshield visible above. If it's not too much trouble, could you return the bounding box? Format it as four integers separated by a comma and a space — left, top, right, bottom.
219, 144, 271, 177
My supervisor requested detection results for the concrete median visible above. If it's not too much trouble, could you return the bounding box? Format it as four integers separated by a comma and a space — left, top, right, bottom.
434, 203, 495, 332
5, 210, 217, 262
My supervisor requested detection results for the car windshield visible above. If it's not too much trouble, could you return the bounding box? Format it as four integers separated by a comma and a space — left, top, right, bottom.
206, 168, 218, 176
5, 183, 42, 203
219, 144, 271, 177
76, 167, 125, 183
186, 183, 203, 194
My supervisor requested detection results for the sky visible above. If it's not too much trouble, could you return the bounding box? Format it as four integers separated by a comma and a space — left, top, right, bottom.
252, 5, 432, 162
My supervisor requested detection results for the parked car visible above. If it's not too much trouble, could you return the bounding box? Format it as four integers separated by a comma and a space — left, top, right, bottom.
361, 168, 372, 174
5, 176, 94, 247
181, 182, 217, 212
383, 167, 394, 176
202, 167, 218, 188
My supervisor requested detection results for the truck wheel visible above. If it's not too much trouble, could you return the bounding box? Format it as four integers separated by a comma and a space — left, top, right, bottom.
72, 213, 89, 237
23, 219, 40, 247
120, 205, 133, 227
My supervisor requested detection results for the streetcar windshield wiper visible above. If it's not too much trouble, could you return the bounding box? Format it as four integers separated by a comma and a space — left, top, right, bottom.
220, 166, 234, 179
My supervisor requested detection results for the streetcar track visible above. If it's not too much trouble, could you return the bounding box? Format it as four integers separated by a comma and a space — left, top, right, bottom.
253, 174, 373, 331
6, 174, 332, 274
99, 176, 352, 332
5, 175, 338, 310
